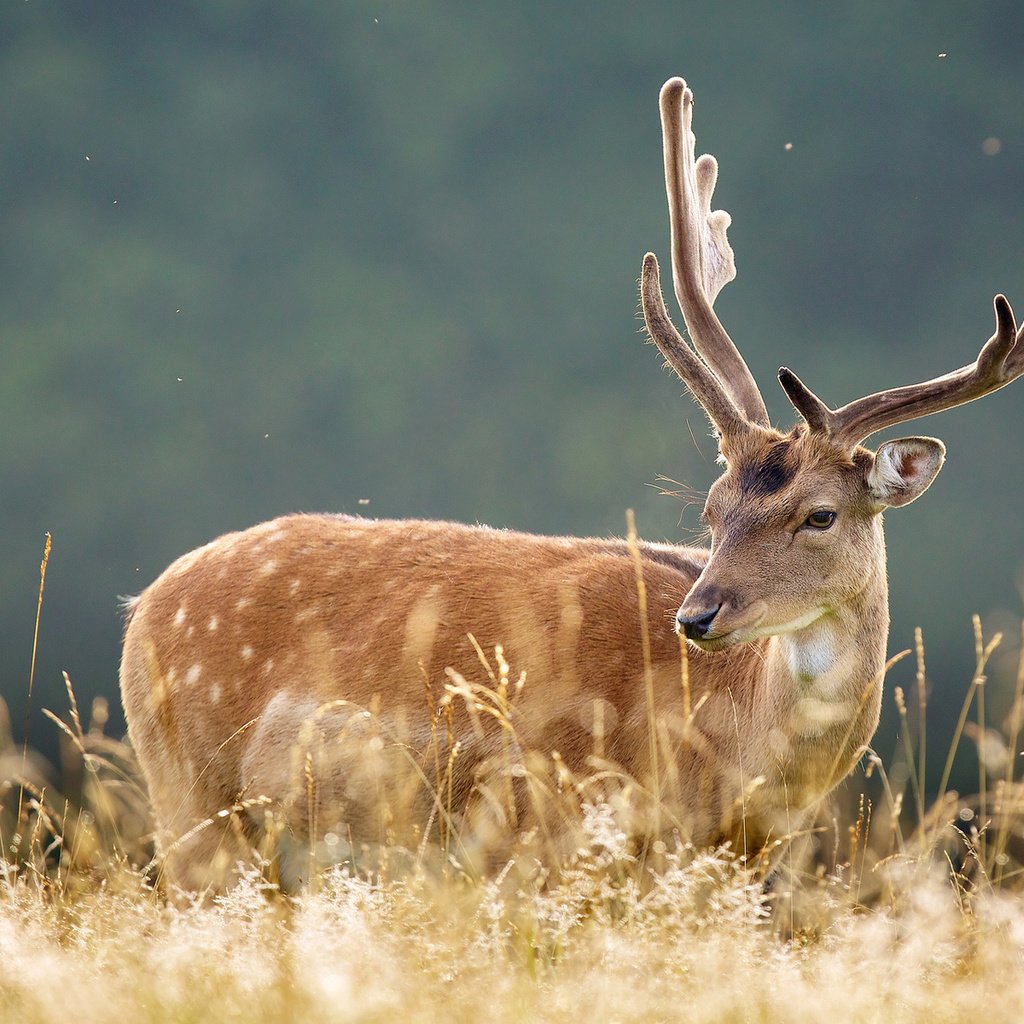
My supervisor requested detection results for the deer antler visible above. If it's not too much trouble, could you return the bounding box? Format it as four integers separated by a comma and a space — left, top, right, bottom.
641, 253, 750, 438
651, 77, 770, 429
780, 295, 1024, 447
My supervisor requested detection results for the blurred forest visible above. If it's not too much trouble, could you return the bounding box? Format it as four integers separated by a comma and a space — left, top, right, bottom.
2, 1, 1023, 793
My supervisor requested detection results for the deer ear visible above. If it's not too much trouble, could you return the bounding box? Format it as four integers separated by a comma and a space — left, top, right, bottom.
866, 437, 946, 508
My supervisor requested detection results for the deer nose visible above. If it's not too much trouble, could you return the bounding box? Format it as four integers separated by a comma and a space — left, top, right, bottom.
676, 605, 722, 641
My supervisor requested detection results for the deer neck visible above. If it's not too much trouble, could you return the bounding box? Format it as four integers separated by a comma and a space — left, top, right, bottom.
761, 542, 890, 797
779, 577, 887, 694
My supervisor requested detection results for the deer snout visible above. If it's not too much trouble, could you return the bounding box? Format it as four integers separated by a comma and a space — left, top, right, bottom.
677, 569, 730, 636
676, 604, 722, 640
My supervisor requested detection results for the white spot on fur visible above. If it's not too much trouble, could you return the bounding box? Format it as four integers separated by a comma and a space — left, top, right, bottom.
577, 698, 619, 736
260, 559, 278, 575
240, 645, 254, 661
290, 579, 301, 596
186, 625, 195, 638
174, 607, 187, 627
236, 596, 252, 611
788, 631, 836, 683
211, 683, 222, 702
169, 546, 208, 575
262, 659, 275, 676
185, 663, 202, 686
792, 696, 855, 736
208, 616, 219, 632
404, 590, 442, 662
295, 608, 318, 624
560, 599, 584, 633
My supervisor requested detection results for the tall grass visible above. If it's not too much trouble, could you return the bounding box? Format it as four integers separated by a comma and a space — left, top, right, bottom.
3, 537, 1024, 1020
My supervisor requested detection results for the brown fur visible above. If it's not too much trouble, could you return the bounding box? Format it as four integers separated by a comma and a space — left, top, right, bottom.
121, 427, 897, 890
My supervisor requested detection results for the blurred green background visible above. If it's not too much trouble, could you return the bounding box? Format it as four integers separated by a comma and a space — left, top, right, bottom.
3, 1, 1023, 793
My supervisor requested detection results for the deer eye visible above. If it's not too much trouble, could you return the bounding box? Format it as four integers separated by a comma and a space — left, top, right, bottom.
804, 509, 836, 530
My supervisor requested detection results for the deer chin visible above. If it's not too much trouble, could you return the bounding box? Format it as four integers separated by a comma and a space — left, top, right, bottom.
687, 603, 832, 652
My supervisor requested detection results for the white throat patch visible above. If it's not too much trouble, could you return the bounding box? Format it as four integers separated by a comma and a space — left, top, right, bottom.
786, 619, 841, 688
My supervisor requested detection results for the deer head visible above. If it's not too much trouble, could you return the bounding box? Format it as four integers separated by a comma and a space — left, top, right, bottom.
642, 77, 1024, 651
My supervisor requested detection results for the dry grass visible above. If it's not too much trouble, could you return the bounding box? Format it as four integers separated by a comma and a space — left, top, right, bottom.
3, 530, 1024, 1020
4, 841, 1024, 1024
1, 620, 1024, 1023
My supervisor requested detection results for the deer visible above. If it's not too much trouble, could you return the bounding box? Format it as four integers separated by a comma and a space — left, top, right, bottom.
120, 77, 1024, 892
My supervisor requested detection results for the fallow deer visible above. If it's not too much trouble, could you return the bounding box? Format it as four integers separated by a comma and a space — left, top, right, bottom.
120, 77, 1024, 890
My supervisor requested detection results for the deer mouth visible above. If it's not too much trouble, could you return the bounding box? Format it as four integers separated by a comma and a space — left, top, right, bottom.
687, 633, 740, 653
687, 628, 758, 653
681, 600, 769, 652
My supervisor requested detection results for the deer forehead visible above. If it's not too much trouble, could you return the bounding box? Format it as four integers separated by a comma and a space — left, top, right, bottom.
708, 433, 873, 521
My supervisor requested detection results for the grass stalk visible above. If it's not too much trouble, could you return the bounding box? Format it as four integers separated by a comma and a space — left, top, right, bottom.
934, 616, 1001, 851
17, 532, 52, 827
893, 685, 925, 850
625, 509, 661, 835
993, 622, 1024, 884
915, 627, 927, 833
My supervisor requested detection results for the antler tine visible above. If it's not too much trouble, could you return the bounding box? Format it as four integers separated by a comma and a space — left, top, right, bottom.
777, 366, 836, 434
660, 78, 770, 427
641, 253, 749, 439
782, 295, 1024, 448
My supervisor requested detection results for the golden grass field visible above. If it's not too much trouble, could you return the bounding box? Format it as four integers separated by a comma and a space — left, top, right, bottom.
3, 588, 1024, 1021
